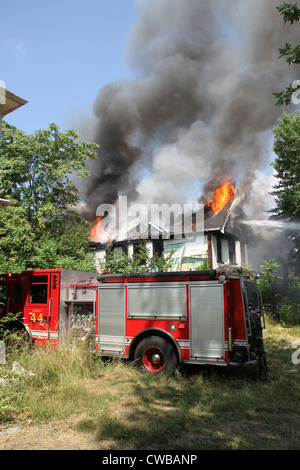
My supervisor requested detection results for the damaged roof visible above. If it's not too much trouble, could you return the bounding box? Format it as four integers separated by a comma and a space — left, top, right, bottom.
90, 193, 248, 248
204, 199, 234, 232
204, 193, 247, 236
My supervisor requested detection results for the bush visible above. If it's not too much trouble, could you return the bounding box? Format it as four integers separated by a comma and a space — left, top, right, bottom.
277, 275, 300, 326
256, 259, 280, 301
0, 312, 24, 343
105, 243, 174, 274
279, 303, 300, 326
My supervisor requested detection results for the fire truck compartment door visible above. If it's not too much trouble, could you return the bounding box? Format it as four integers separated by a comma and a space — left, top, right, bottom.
127, 284, 186, 319
189, 283, 224, 360
98, 287, 125, 354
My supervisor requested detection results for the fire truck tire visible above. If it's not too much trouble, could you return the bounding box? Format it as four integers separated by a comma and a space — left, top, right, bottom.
134, 336, 178, 374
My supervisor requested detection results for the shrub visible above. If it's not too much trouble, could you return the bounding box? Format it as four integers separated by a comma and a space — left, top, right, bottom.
279, 303, 300, 326
278, 275, 300, 326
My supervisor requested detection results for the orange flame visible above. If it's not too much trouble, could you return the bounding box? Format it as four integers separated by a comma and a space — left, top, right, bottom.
89, 216, 112, 243
89, 216, 102, 240
208, 177, 235, 215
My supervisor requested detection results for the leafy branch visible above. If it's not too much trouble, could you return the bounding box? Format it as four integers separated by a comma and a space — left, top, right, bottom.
273, 2, 300, 106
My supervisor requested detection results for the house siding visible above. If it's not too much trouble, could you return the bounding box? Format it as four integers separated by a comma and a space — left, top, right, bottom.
92, 235, 248, 272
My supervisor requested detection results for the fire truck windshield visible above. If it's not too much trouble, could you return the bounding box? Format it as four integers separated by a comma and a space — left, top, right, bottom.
29, 275, 48, 304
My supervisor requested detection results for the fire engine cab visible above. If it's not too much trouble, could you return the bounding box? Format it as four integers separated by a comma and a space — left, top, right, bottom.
0, 268, 266, 375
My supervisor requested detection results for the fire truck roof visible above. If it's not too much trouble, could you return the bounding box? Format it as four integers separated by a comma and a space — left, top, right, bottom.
97, 270, 217, 282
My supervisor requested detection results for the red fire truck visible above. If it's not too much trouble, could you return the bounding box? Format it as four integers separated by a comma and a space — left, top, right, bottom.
0, 269, 97, 348
0, 268, 267, 374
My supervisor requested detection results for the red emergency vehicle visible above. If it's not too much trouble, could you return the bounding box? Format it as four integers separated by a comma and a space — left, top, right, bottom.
0, 269, 97, 348
0, 268, 267, 375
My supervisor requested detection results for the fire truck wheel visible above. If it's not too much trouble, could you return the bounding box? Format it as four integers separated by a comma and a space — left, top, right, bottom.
134, 336, 178, 374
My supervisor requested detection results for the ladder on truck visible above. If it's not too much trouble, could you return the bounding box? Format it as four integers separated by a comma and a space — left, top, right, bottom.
241, 277, 268, 378
241, 278, 265, 337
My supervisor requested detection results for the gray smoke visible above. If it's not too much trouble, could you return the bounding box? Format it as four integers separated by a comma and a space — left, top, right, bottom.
79, 0, 300, 220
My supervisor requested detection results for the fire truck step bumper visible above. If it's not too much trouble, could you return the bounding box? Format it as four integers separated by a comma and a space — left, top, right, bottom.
228, 359, 258, 367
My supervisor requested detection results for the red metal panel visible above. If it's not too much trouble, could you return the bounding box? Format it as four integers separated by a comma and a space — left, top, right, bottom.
123, 278, 190, 361
23, 270, 61, 348
223, 283, 229, 363
229, 279, 247, 344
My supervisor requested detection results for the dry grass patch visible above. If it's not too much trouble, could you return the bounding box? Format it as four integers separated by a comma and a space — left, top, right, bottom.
1, 315, 300, 450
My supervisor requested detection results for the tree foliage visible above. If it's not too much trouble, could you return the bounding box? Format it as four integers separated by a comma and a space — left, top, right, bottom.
271, 112, 300, 273
0, 122, 98, 273
104, 242, 174, 274
0, 122, 97, 228
271, 4, 300, 276
272, 111, 300, 220
273, 2, 300, 106
257, 259, 280, 298
277, 2, 300, 24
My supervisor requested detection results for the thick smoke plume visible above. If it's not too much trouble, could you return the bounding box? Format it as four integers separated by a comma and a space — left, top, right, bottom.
79, 0, 299, 221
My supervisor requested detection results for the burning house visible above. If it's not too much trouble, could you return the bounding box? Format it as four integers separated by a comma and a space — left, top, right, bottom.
89, 178, 251, 273
164, 181, 250, 272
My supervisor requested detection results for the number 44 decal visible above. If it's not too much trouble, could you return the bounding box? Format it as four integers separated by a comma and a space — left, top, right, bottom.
30, 312, 44, 323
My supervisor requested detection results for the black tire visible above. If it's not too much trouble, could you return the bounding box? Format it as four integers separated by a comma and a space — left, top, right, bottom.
134, 335, 178, 374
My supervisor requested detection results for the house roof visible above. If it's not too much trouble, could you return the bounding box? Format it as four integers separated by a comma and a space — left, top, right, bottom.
0, 89, 28, 116
115, 220, 168, 242
203, 193, 251, 241
90, 192, 249, 248
204, 199, 234, 232
0, 198, 14, 207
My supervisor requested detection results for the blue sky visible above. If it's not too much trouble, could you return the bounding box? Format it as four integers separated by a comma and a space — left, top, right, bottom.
1, 0, 137, 135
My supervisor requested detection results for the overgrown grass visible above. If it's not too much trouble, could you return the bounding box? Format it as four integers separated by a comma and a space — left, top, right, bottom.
1, 315, 300, 450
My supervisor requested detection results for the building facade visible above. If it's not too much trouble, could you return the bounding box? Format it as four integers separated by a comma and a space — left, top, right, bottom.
91, 195, 250, 273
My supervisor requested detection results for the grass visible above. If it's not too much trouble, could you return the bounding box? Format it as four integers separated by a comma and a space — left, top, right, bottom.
1, 315, 300, 450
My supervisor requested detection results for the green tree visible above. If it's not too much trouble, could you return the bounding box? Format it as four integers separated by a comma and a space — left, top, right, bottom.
272, 111, 300, 220
30, 215, 96, 272
257, 259, 280, 298
271, 4, 300, 274
0, 122, 97, 228
0, 122, 98, 272
0, 205, 35, 273
271, 112, 300, 272
273, 2, 300, 106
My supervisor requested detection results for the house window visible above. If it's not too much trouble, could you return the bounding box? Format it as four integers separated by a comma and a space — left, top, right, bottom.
217, 236, 223, 263
121, 244, 128, 256
241, 242, 247, 265
153, 240, 163, 257
229, 239, 236, 265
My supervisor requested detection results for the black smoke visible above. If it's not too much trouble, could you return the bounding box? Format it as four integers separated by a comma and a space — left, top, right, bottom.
79, 0, 299, 220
